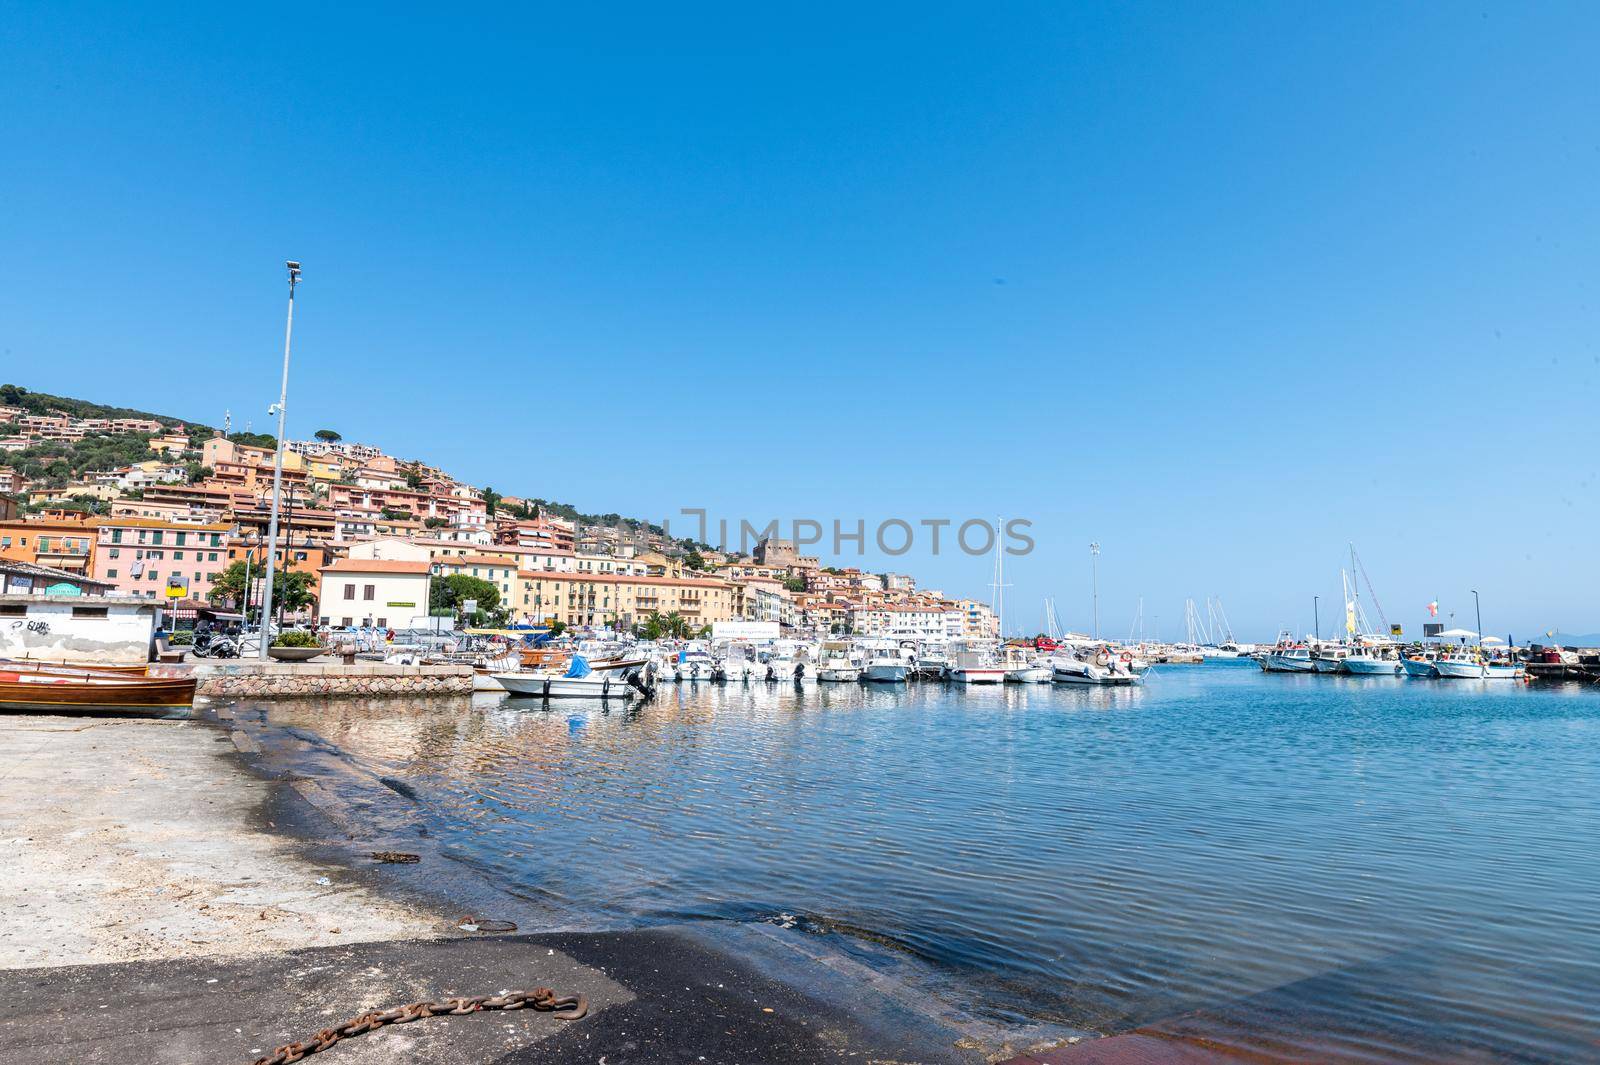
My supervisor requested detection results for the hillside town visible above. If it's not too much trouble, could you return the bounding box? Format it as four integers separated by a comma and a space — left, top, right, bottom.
0, 388, 1000, 641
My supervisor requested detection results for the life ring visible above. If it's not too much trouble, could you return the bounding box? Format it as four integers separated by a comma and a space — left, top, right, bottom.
1119, 652, 1132, 662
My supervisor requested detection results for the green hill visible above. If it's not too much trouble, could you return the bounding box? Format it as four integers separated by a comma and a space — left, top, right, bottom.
0, 383, 195, 428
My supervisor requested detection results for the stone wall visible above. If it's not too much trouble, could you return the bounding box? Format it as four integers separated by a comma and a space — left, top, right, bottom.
190, 661, 473, 698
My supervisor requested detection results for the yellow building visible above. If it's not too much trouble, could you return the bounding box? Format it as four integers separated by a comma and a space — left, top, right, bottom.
513, 570, 737, 629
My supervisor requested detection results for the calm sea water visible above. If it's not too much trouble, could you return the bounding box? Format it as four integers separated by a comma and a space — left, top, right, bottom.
263, 663, 1600, 1060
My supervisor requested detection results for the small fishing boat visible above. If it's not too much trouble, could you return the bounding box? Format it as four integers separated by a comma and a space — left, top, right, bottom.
1259, 634, 1315, 673
1400, 650, 1439, 678
1340, 642, 1400, 675
0, 668, 196, 716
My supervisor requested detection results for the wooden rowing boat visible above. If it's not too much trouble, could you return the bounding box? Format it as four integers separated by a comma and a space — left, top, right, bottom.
0, 659, 150, 677
0, 670, 196, 715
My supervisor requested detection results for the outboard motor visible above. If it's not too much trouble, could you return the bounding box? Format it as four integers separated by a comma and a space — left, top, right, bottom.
793, 662, 806, 684
625, 668, 656, 701
765, 663, 777, 683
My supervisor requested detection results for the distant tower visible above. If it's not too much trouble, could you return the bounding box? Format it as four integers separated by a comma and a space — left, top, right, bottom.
224, 409, 232, 436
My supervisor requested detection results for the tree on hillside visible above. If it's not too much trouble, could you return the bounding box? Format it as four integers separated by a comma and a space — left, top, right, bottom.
782, 575, 806, 594
684, 550, 706, 571
404, 469, 425, 489
227, 431, 277, 449
313, 428, 342, 442
482, 486, 502, 517
185, 462, 213, 484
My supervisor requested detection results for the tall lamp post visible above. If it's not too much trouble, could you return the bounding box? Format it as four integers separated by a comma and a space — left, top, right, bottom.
1089, 542, 1100, 640
1313, 595, 1320, 641
257, 260, 301, 658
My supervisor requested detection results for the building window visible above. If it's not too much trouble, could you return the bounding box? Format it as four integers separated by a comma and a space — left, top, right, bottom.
111, 529, 123, 544
343, 584, 355, 600
107, 569, 118, 578
108, 548, 119, 559
341, 616, 353, 627
72, 606, 108, 618
363, 585, 375, 600
174, 551, 184, 560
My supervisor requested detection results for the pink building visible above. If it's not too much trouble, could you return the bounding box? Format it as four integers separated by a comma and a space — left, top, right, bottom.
91, 518, 231, 600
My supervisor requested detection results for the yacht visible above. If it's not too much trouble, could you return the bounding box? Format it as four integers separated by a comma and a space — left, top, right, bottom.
1052, 647, 1143, 686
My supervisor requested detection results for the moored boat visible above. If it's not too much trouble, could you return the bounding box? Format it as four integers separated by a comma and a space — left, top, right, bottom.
0, 669, 196, 716
492, 670, 644, 699
1400, 651, 1439, 678
1259, 634, 1316, 673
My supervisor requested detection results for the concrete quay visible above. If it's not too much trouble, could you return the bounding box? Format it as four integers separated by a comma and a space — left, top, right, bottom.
186, 660, 474, 699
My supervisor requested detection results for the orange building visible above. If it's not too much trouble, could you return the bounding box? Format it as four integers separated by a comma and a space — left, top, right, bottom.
0, 513, 98, 575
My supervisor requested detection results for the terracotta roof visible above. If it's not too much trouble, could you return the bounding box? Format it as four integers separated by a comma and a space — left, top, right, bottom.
319, 559, 431, 574
513, 571, 731, 589
436, 554, 518, 568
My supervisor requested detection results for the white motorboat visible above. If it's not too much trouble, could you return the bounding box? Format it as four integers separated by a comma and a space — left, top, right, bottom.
493, 670, 642, 699
857, 639, 909, 683
672, 648, 715, 682
815, 641, 862, 683
1051, 651, 1143, 686
1005, 664, 1052, 683
948, 649, 1005, 684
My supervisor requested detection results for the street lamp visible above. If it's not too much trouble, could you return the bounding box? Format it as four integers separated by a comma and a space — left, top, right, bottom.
256, 260, 301, 657
1313, 595, 1320, 641
1089, 542, 1101, 640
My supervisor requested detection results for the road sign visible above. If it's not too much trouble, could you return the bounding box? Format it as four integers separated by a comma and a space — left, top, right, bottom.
165, 576, 189, 599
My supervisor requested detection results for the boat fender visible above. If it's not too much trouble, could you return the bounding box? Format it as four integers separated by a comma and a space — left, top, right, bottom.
602, 675, 611, 697
542, 676, 552, 699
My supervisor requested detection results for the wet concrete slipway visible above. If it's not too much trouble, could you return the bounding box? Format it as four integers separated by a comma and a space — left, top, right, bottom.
0, 702, 1025, 1065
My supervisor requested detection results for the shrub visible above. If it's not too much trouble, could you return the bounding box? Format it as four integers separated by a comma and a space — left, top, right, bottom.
272, 630, 322, 648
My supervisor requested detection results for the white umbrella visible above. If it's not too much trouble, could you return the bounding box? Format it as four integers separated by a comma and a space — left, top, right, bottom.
1481, 636, 1505, 645
1436, 627, 1478, 639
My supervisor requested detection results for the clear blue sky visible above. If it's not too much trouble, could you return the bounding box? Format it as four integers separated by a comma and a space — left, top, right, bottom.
3, 3, 1596, 639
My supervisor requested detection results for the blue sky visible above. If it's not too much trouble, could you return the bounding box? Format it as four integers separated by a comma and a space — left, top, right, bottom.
2, 3, 1596, 639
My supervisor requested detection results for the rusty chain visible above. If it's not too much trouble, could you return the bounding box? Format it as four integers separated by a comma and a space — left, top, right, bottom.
249, 985, 588, 1064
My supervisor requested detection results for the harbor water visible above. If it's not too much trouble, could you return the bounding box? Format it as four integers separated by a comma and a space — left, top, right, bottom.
260, 662, 1600, 1060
